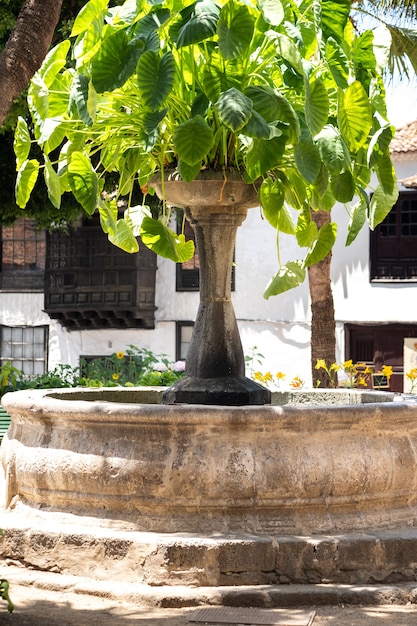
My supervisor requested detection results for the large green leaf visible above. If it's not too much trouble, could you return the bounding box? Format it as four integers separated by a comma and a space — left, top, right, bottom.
39, 40, 71, 88
176, 0, 220, 48
108, 219, 139, 253
245, 136, 287, 182
305, 78, 329, 136
346, 194, 368, 246
259, 178, 285, 229
264, 261, 306, 298
269, 32, 303, 75
330, 170, 355, 203
67, 152, 99, 215
303, 222, 337, 267
140, 217, 195, 262
136, 51, 176, 111
369, 185, 399, 230
14, 117, 31, 170
240, 110, 271, 139
71, 0, 107, 37
321, 0, 350, 44
44, 156, 61, 209
91, 29, 144, 92
294, 137, 322, 184
15, 159, 40, 208
338, 81, 372, 152
315, 125, 351, 175
258, 0, 284, 26
69, 74, 96, 125
178, 158, 202, 182
352, 30, 376, 75
217, 1, 255, 61
375, 153, 396, 196
244, 85, 282, 123
296, 211, 317, 247
216, 88, 253, 132
173, 116, 214, 165
325, 37, 349, 89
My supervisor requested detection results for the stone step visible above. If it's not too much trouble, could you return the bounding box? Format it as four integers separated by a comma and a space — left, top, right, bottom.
2, 502, 417, 588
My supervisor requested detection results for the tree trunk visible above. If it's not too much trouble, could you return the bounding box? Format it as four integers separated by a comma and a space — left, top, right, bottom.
0, 0, 63, 126
308, 209, 337, 388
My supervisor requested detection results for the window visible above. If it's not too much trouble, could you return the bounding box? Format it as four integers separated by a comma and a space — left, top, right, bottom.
176, 212, 235, 291
345, 323, 417, 393
370, 191, 417, 281
0, 326, 48, 377
176, 321, 194, 361
0, 218, 45, 291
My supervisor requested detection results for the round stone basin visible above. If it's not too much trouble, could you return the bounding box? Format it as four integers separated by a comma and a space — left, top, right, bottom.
1, 387, 417, 535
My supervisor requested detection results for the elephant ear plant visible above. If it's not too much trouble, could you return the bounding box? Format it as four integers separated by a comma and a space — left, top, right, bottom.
14, 0, 398, 296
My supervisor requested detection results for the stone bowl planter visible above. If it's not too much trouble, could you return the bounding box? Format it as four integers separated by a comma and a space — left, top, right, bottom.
1, 386, 415, 535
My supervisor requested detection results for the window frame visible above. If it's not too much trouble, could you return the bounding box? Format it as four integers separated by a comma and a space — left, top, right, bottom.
370, 190, 417, 282
0, 218, 45, 291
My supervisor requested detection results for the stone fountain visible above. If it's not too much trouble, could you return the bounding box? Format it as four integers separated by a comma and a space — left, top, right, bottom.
2, 174, 417, 601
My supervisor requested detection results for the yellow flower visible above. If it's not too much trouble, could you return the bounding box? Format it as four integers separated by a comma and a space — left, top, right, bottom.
254, 371, 263, 382
364, 366, 373, 375
382, 365, 393, 379
276, 371, 286, 380
343, 360, 353, 369
290, 376, 303, 389
263, 371, 273, 382
356, 362, 366, 369
315, 359, 327, 370
407, 368, 417, 380
329, 363, 341, 372
112, 373, 119, 381
116, 351, 124, 360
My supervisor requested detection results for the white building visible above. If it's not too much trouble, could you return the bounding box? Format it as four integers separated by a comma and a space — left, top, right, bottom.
1, 122, 417, 392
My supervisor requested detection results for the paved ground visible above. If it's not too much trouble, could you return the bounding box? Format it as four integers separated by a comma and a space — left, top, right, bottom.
2, 570, 417, 625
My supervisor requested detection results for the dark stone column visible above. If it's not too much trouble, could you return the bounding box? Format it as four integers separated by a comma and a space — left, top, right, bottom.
154, 172, 270, 405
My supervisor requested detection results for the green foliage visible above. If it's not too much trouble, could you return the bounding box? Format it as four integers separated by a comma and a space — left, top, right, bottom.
79, 346, 185, 388
13, 0, 399, 294
0, 575, 13, 614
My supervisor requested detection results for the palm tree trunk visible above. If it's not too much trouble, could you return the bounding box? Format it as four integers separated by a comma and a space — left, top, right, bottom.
308, 209, 337, 388
0, 0, 63, 126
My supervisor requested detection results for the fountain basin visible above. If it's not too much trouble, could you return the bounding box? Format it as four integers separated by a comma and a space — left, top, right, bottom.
1, 387, 416, 535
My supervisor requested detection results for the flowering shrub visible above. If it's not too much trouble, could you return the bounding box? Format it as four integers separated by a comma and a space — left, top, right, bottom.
0, 346, 184, 397
79, 346, 185, 388
315, 359, 393, 389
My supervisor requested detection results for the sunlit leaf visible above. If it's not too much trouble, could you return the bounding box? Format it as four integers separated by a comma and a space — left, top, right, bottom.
346, 193, 368, 246
296, 211, 317, 247
15, 159, 40, 208
67, 151, 99, 214
338, 81, 372, 152
258, 0, 284, 26
71, 0, 107, 37
264, 261, 306, 298
108, 219, 139, 253
140, 216, 195, 262
325, 37, 349, 88
369, 185, 398, 230
44, 155, 61, 209
39, 40, 71, 88
14, 117, 31, 170
303, 222, 337, 267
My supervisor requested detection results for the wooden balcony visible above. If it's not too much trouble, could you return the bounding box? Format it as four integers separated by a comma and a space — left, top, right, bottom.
44, 217, 157, 330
